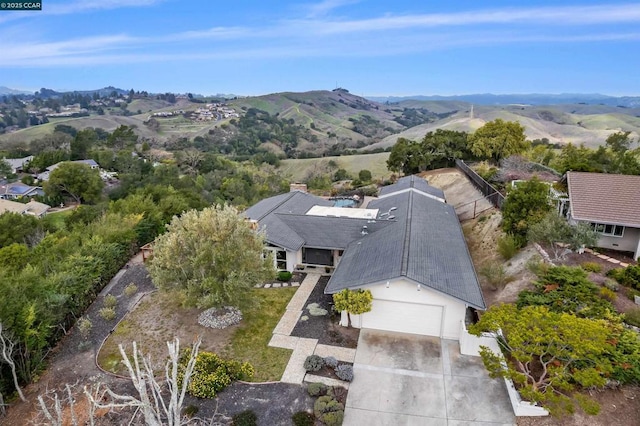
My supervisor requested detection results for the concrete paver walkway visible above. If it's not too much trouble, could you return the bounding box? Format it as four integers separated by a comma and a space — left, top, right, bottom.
268, 273, 357, 384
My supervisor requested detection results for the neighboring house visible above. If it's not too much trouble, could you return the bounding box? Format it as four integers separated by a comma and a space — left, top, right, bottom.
0, 182, 45, 200
245, 176, 485, 340
566, 171, 640, 260
37, 159, 100, 182
0, 199, 50, 217
2, 156, 34, 174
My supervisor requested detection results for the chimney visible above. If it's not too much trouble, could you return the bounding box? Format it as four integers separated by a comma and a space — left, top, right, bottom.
290, 183, 307, 193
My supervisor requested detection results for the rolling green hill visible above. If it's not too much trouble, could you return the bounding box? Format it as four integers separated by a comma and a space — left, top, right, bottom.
367, 101, 640, 150
278, 152, 391, 182
3, 90, 640, 153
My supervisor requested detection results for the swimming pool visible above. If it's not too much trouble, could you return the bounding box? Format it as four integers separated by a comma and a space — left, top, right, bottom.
332, 198, 358, 208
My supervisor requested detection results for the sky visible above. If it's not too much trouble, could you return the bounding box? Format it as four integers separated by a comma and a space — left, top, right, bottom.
1, 0, 640, 96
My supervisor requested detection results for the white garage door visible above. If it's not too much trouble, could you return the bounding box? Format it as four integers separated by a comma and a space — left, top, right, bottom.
361, 299, 443, 337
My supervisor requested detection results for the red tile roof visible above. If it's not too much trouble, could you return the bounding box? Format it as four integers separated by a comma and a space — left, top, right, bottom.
567, 172, 640, 227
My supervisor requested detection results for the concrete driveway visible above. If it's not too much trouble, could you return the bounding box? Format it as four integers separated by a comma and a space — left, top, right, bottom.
344, 329, 515, 425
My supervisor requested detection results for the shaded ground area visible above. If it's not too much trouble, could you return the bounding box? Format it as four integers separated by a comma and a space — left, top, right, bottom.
290, 276, 359, 348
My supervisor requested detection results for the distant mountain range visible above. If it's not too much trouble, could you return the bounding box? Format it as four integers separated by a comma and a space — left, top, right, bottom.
366, 93, 640, 108
0, 86, 32, 95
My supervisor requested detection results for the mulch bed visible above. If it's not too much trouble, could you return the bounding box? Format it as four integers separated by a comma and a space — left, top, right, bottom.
191, 382, 313, 425
309, 362, 353, 382
290, 276, 360, 348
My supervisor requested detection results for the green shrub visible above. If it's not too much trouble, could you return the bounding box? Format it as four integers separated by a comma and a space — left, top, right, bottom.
604, 279, 619, 292
320, 410, 344, 426
180, 349, 254, 398
303, 355, 325, 372
99, 307, 116, 321
497, 235, 519, 260
313, 395, 344, 419
103, 293, 117, 309
607, 265, 640, 290
627, 288, 640, 301
599, 287, 617, 302
624, 308, 640, 328
307, 382, 328, 397
124, 283, 138, 297
479, 262, 512, 290
232, 410, 257, 426
581, 262, 603, 273
183, 405, 199, 418
525, 255, 547, 276
276, 271, 292, 282
76, 317, 92, 339
292, 411, 315, 426
517, 266, 617, 320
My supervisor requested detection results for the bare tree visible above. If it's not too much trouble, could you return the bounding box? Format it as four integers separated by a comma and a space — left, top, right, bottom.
0, 323, 26, 402
85, 338, 201, 426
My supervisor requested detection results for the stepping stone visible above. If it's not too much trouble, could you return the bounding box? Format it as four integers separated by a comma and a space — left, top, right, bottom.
264, 284, 271, 288
273, 283, 281, 288
282, 282, 289, 287
254, 284, 263, 288
620, 262, 629, 268
292, 282, 300, 287
597, 254, 609, 260
609, 259, 620, 264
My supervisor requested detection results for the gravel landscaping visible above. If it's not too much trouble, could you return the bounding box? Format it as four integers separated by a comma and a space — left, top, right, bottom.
290, 276, 360, 348
198, 306, 243, 329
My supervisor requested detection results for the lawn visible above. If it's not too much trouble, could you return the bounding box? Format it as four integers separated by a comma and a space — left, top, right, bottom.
42, 209, 74, 231
223, 287, 297, 382
98, 287, 297, 382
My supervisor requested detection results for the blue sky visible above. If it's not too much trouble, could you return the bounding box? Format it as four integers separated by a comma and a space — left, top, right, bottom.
1, 0, 640, 96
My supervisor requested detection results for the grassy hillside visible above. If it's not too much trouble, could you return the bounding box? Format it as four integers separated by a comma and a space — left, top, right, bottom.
367, 103, 640, 150
278, 152, 391, 182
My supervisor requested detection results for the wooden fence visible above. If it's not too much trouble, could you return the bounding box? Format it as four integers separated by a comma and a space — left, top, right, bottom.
455, 160, 505, 210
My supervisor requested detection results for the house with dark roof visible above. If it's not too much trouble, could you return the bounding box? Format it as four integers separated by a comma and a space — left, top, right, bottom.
245, 176, 485, 340
566, 171, 640, 260
37, 159, 100, 182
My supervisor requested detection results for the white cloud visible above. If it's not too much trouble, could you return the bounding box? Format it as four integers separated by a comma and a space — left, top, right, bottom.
302, 0, 360, 17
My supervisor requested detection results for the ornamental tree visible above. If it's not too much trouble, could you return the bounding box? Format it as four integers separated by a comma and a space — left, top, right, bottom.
332, 289, 373, 328
148, 204, 274, 309
469, 304, 615, 415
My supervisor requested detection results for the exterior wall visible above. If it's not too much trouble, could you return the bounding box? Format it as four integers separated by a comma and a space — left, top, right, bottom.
287, 249, 301, 272
342, 278, 468, 340
596, 227, 640, 258
570, 220, 640, 260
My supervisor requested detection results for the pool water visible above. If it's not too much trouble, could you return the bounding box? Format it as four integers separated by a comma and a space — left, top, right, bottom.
333, 198, 357, 208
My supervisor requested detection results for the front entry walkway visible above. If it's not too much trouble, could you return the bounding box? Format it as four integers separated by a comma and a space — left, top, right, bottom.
268, 273, 356, 384
344, 329, 515, 425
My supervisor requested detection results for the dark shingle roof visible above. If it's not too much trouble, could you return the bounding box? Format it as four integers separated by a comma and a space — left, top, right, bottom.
244, 191, 333, 250
277, 214, 392, 250
378, 175, 445, 201
325, 191, 485, 309
567, 172, 640, 227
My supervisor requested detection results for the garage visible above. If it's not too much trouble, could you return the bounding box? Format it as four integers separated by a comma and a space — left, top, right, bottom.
362, 299, 444, 337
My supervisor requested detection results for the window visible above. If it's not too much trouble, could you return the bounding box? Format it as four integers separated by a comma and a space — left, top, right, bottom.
591, 222, 624, 237
276, 250, 287, 270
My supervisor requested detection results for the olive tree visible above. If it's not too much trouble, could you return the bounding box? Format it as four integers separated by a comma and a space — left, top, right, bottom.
148, 205, 274, 309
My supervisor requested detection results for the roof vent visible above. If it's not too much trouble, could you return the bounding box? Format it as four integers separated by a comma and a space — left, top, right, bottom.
388, 215, 396, 221
361, 225, 368, 235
